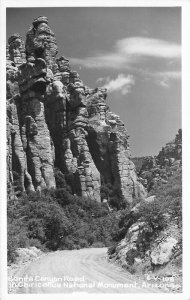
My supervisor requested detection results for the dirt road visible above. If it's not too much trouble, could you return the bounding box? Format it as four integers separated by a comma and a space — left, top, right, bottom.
10, 248, 159, 293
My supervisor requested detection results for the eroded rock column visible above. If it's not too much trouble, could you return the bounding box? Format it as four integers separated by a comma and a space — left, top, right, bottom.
66, 80, 101, 201
17, 58, 56, 191
6, 36, 34, 194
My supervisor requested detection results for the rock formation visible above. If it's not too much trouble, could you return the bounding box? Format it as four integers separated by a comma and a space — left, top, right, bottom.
7, 16, 146, 203
138, 130, 182, 191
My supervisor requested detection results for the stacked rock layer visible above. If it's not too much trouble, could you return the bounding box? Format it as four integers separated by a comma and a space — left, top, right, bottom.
7, 16, 146, 203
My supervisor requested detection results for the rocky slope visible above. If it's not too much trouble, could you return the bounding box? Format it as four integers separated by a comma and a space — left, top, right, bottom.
7, 16, 146, 204
108, 131, 182, 292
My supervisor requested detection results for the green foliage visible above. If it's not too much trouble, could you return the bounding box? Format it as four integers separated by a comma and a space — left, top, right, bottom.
100, 182, 128, 210
107, 243, 117, 256
91, 241, 105, 248
54, 168, 67, 188
110, 167, 182, 257
54, 168, 72, 192
7, 187, 120, 263
100, 183, 112, 200
150, 167, 182, 220
138, 199, 168, 232
7, 222, 29, 263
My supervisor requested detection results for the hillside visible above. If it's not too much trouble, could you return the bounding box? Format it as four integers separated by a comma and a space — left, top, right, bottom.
108, 131, 182, 292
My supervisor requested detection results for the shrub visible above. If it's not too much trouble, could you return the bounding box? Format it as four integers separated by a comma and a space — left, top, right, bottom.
53, 188, 75, 206
91, 241, 105, 248
86, 233, 96, 245
138, 200, 168, 232
7, 187, 121, 262
107, 243, 117, 256
28, 238, 46, 251
78, 239, 89, 248
7, 222, 29, 263
54, 168, 67, 189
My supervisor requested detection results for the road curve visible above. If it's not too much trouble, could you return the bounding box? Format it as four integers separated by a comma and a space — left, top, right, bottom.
12, 248, 159, 293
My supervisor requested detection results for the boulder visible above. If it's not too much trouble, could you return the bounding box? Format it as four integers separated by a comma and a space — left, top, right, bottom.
150, 237, 178, 266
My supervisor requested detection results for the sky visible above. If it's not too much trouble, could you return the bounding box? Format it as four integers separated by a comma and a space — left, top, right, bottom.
6, 7, 181, 157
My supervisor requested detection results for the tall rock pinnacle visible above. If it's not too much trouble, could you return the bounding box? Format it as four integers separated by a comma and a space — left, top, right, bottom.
7, 16, 147, 203
25, 16, 58, 69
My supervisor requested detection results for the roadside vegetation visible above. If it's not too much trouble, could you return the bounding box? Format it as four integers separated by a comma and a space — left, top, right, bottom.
7, 169, 121, 263
8, 160, 182, 266
108, 166, 182, 279
112, 166, 181, 242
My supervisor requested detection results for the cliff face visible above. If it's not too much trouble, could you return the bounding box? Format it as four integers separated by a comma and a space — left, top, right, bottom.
7, 16, 146, 203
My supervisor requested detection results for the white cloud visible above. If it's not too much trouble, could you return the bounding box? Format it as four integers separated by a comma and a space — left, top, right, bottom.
116, 37, 181, 59
152, 71, 181, 88
70, 55, 127, 69
156, 71, 181, 79
100, 74, 135, 95
70, 37, 181, 70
